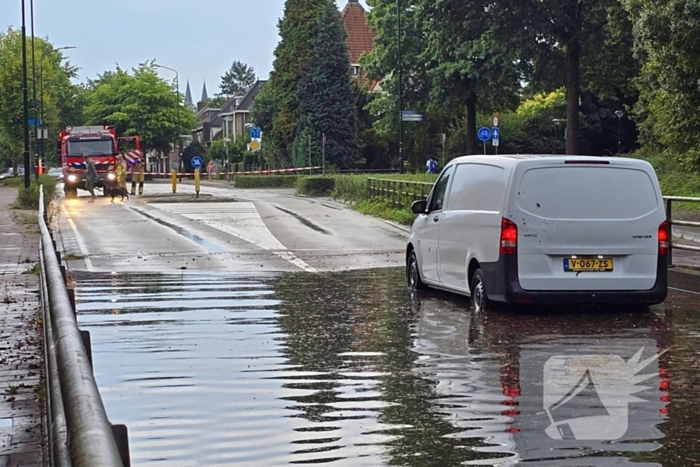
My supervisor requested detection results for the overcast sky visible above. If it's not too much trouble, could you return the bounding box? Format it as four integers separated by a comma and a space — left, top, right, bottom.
4, 0, 368, 99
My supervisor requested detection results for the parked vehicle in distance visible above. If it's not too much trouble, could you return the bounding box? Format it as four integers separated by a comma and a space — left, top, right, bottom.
0, 166, 25, 183
406, 155, 668, 310
47, 167, 64, 181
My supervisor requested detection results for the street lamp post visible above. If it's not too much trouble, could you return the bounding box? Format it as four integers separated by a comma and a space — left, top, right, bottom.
30, 0, 37, 178
397, 0, 404, 174
615, 110, 625, 154
154, 64, 181, 180
552, 119, 565, 154
21, 0, 31, 188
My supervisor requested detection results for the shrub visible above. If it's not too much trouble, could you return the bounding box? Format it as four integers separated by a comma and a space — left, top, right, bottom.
297, 176, 335, 195
234, 175, 298, 188
16, 175, 57, 209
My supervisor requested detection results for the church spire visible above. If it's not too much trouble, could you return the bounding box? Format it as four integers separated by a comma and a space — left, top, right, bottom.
201, 80, 209, 104
185, 80, 195, 111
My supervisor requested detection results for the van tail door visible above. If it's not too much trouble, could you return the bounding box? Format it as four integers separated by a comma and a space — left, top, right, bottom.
513, 161, 663, 292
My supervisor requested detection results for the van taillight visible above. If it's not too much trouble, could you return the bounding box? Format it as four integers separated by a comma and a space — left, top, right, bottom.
500, 218, 518, 255
658, 221, 669, 255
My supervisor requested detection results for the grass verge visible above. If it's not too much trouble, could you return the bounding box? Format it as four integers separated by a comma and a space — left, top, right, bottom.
352, 199, 416, 225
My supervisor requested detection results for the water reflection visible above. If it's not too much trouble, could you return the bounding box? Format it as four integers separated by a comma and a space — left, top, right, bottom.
73, 268, 696, 466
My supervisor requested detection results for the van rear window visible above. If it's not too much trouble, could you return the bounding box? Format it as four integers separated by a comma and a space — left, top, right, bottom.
516, 167, 659, 220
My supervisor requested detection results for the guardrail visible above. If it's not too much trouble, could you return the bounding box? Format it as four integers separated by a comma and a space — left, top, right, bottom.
664, 196, 700, 267
367, 178, 434, 207
38, 187, 130, 467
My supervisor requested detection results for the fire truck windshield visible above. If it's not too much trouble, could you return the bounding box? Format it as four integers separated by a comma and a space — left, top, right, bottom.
67, 139, 114, 156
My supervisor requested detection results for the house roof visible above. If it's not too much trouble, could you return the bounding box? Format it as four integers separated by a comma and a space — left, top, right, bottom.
217, 80, 268, 117
341, 0, 375, 64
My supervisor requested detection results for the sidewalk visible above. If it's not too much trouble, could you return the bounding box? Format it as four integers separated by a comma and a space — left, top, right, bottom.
0, 187, 46, 466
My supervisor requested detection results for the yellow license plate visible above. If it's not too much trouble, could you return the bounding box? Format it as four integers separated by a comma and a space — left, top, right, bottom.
564, 258, 613, 272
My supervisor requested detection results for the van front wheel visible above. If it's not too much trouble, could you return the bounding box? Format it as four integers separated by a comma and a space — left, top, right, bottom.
407, 251, 427, 292
470, 269, 490, 313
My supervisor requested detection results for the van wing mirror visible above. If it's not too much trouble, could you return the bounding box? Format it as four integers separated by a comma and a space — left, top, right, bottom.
411, 199, 428, 214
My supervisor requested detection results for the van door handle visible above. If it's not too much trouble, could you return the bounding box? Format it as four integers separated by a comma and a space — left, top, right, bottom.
432, 216, 440, 223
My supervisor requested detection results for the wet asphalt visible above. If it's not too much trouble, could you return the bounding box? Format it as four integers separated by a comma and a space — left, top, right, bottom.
55, 184, 700, 466
73, 268, 700, 467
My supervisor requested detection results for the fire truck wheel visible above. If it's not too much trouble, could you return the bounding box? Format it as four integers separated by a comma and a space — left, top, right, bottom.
64, 186, 77, 199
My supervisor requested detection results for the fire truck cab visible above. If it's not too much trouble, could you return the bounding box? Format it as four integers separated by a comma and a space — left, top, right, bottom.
59, 126, 141, 199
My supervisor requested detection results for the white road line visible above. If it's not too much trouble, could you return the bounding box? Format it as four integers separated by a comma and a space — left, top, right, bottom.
145, 202, 318, 273
60, 205, 94, 271
669, 286, 700, 295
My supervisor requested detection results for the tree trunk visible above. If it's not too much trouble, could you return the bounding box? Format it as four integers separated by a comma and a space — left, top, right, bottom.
466, 94, 477, 155
565, 39, 580, 155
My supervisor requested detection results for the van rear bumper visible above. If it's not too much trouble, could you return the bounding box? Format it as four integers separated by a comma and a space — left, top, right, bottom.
481, 255, 668, 305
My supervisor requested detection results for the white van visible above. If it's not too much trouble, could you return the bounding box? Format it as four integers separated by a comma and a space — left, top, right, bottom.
406, 155, 668, 310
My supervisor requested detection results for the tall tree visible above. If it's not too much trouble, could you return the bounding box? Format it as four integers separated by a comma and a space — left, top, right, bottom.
293, 1, 359, 169
83, 61, 196, 154
265, 0, 328, 167
510, 0, 638, 155
623, 0, 700, 166
417, 0, 520, 154
0, 27, 78, 168
218, 61, 256, 97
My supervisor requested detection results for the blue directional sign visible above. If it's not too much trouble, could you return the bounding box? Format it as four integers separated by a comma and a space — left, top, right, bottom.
249, 127, 261, 139
492, 127, 500, 147
191, 156, 203, 169
478, 127, 492, 142
28, 118, 42, 127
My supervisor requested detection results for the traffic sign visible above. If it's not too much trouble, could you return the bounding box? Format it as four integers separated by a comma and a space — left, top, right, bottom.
402, 110, 416, 115
402, 114, 424, 122
493, 115, 499, 127
478, 127, 492, 142
249, 140, 261, 151
492, 127, 500, 147
249, 127, 261, 139
191, 156, 203, 169
28, 118, 42, 127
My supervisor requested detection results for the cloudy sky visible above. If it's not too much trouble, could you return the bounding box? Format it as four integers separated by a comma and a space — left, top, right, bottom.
4, 0, 368, 99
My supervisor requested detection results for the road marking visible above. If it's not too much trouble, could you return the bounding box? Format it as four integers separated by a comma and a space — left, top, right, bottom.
145, 202, 318, 273
670, 286, 700, 295
60, 205, 94, 271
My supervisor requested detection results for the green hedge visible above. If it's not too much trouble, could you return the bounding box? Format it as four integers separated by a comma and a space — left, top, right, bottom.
297, 176, 335, 195
234, 175, 298, 188
16, 175, 57, 209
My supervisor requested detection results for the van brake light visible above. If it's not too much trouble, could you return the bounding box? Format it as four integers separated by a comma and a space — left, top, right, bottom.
658, 221, 669, 255
564, 160, 610, 165
500, 218, 518, 255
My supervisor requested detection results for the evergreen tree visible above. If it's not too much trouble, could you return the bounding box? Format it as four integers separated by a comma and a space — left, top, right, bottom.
293, 1, 359, 169
218, 61, 256, 97
265, 0, 327, 167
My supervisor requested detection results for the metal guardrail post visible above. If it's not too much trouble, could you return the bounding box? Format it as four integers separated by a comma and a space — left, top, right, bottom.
38, 187, 127, 467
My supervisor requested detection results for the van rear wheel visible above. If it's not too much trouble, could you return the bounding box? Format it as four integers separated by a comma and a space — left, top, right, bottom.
470, 268, 490, 312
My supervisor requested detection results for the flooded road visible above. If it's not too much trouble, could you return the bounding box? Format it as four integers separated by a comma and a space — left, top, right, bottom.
74, 267, 700, 466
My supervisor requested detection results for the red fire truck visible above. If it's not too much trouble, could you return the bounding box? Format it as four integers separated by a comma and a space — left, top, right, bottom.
59, 126, 142, 199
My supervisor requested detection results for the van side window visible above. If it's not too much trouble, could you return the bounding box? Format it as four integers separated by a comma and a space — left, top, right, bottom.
428, 166, 454, 212
448, 163, 506, 211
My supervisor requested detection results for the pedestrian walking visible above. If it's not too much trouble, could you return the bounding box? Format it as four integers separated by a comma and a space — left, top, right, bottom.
207, 161, 214, 181
426, 156, 438, 174
85, 157, 98, 202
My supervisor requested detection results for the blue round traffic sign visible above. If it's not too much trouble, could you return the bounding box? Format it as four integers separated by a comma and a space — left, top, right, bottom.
478, 127, 492, 142
191, 156, 203, 169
